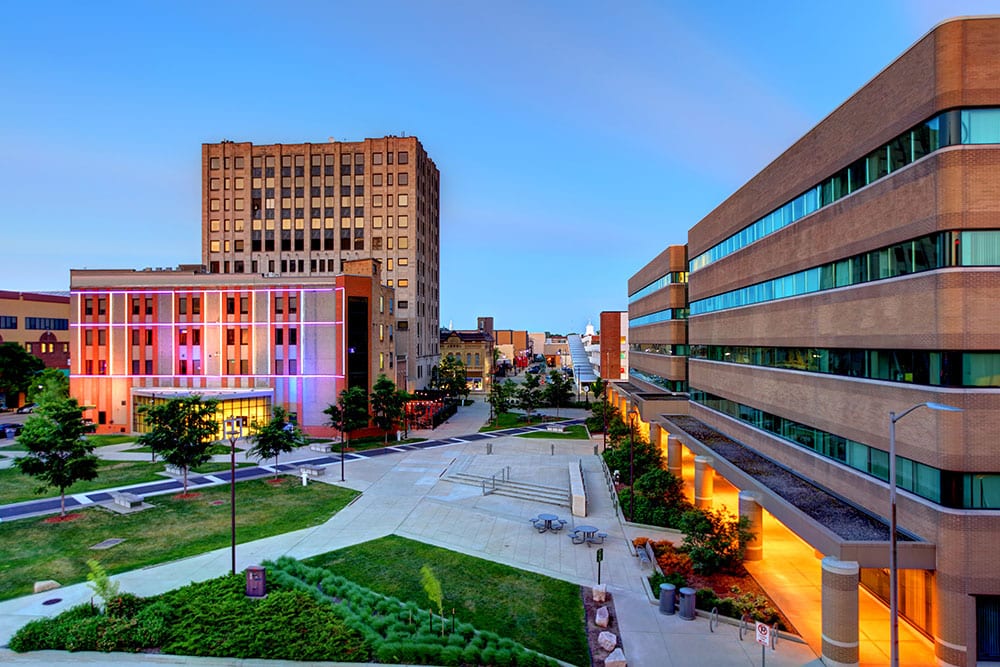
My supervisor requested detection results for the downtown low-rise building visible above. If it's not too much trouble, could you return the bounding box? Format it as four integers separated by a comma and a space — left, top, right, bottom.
70, 259, 393, 437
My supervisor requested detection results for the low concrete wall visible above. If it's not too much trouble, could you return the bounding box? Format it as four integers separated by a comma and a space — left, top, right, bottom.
569, 460, 587, 517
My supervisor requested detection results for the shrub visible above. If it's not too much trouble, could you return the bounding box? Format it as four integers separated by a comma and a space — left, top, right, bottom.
678, 507, 752, 574
105, 592, 145, 618
9, 618, 58, 652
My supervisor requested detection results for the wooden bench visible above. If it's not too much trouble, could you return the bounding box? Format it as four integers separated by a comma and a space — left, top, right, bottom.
299, 464, 326, 478
111, 491, 144, 509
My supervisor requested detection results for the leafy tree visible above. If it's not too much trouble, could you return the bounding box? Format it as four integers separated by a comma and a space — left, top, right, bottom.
589, 377, 607, 410
488, 379, 516, 423
437, 354, 468, 399
246, 406, 305, 477
16, 396, 99, 515
601, 431, 662, 482
678, 507, 754, 575
324, 386, 369, 447
370, 374, 407, 444
544, 370, 574, 418
136, 395, 220, 493
28, 368, 70, 405
0, 342, 44, 408
585, 397, 617, 434
516, 372, 543, 422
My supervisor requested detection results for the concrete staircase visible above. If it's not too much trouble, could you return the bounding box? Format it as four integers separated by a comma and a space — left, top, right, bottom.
443, 470, 571, 508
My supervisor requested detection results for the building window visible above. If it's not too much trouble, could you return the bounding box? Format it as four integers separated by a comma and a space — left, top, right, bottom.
398, 172, 408, 185
398, 151, 408, 164
397, 194, 409, 207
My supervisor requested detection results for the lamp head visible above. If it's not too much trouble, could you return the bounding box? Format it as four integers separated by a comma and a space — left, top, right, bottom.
925, 402, 963, 413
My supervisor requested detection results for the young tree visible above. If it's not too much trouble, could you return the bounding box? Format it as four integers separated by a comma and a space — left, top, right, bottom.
544, 370, 574, 418
0, 342, 44, 408
438, 355, 467, 399
488, 378, 516, 423
137, 395, 220, 493
246, 406, 305, 477
325, 386, 370, 481
590, 377, 607, 410
370, 374, 407, 444
16, 396, 99, 516
517, 372, 543, 422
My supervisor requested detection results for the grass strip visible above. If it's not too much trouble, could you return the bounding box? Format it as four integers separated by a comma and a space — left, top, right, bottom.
0, 479, 357, 601
517, 425, 589, 440
303, 534, 589, 666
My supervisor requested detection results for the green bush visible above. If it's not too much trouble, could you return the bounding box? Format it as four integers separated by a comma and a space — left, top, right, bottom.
678, 507, 752, 574
105, 592, 145, 618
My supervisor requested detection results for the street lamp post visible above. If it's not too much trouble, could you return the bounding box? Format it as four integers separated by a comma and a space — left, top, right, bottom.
888, 401, 962, 667
224, 416, 243, 576
628, 413, 636, 521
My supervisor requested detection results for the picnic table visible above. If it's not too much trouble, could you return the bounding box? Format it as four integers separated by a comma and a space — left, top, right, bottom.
531, 513, 565, 533
570, 524, 606, 546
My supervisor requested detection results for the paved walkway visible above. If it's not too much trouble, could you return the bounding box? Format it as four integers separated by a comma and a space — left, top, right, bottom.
0, 399, 821, 666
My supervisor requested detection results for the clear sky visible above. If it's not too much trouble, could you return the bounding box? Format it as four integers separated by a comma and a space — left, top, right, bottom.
2, 1, 995, 333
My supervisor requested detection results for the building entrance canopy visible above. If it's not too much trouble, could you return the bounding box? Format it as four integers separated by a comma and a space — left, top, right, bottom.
663, 415, 936, 570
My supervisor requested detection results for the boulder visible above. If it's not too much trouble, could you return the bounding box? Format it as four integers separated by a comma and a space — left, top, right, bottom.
598, 630, 618, 652
592, 583, 607, 602
595, 605, 610, 627
34, 580, 61, 594
604, 647, 627, 667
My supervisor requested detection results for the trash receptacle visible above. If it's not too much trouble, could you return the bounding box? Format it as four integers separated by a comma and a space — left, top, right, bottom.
678, 586, 696, 620
659, 583, 676, 615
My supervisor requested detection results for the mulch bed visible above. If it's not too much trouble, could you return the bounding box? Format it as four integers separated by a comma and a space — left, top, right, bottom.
265, 477, 288, 486
43, 513, 84, 524
172, 492, 202, 500
580, 585, 620, 666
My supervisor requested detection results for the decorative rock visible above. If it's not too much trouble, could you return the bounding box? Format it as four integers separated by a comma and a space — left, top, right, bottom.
598, 631, 617, 652
604, 647, 627, 667
595, 605, 610, 627
592, 583, 607, 602
34, 580, 61, 594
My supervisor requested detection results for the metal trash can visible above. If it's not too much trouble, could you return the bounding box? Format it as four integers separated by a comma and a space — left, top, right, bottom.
678, 586, 696, 620
659, 583, 676, 615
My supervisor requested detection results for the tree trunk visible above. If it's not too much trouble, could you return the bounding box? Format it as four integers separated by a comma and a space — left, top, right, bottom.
60, 490, 66, 517
273, 455, 279, 478
182, 467, 189, 494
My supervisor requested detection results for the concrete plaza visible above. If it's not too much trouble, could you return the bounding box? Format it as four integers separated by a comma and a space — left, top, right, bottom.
0, 400, 821, 666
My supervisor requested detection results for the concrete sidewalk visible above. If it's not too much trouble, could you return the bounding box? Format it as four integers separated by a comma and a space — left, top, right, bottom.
0, 402, 820, 666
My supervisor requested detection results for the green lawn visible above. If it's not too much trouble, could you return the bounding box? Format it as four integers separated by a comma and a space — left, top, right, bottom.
87, 434, 137, 447
518, 425, 589, 440
479, 412, 548, 431
303, 535, 589, 666
0, 480, 358, 601
0, 459, 254, 505
126, 442, 233, 456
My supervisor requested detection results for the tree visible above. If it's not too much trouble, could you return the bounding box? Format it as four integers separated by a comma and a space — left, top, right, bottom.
246, 406, 305, 477
136, 395, 219, 493
589, 377, 607, 410
370, 374, 407, 444
437, 354, 467, 399
28, 368, 70, 406
0, 342, 44, 408
544, 370, 574, 418
488, 379, 516, 423
516, 372, 543, 422
325, 386, 370, 482
16, 396, 99, 516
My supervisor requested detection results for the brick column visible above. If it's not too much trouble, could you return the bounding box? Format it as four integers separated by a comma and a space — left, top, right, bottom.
693, 455, 714, 509
738, 491, 763, 561
649, 423, 661, 449
821, 557, 859, 667
667, 435, 682, 478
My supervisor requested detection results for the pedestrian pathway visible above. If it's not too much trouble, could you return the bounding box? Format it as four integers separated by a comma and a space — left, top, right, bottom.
0, 415, 585, 522
0, 401, 820, 666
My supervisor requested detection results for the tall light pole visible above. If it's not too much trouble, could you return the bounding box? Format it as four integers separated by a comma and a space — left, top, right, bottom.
888, 401, 961, 667
628, 412, 636, 521
224, 416, 243, 576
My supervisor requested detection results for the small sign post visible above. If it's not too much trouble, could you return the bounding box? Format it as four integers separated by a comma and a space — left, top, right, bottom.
756, 621, 769, 665
596, 548, 604, 585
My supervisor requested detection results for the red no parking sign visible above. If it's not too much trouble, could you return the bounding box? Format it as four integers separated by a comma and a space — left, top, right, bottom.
756, 621, 769, 646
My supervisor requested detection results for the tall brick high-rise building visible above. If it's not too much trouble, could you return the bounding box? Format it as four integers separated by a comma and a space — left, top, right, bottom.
201, 136, 440, 390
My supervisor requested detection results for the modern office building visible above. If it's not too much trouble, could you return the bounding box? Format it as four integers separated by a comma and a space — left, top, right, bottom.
613, 17, 1000, 667
201, 136, 440, 391
0, 290, 71, 371
69, 259, 393, 437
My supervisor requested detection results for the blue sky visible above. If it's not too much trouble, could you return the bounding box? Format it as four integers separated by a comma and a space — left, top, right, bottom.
2, 1, 995, 333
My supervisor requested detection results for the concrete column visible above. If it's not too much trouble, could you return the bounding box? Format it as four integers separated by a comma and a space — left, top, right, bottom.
667, 435, 682, 478
738, 491, 763, 561
821, 557, 859, 667
693, 455, 714, 509
649, 423, 661, 449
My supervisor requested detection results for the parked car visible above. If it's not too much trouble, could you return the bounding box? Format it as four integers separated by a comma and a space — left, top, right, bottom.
0, 422, 24, 438
16, 403, 37, 414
